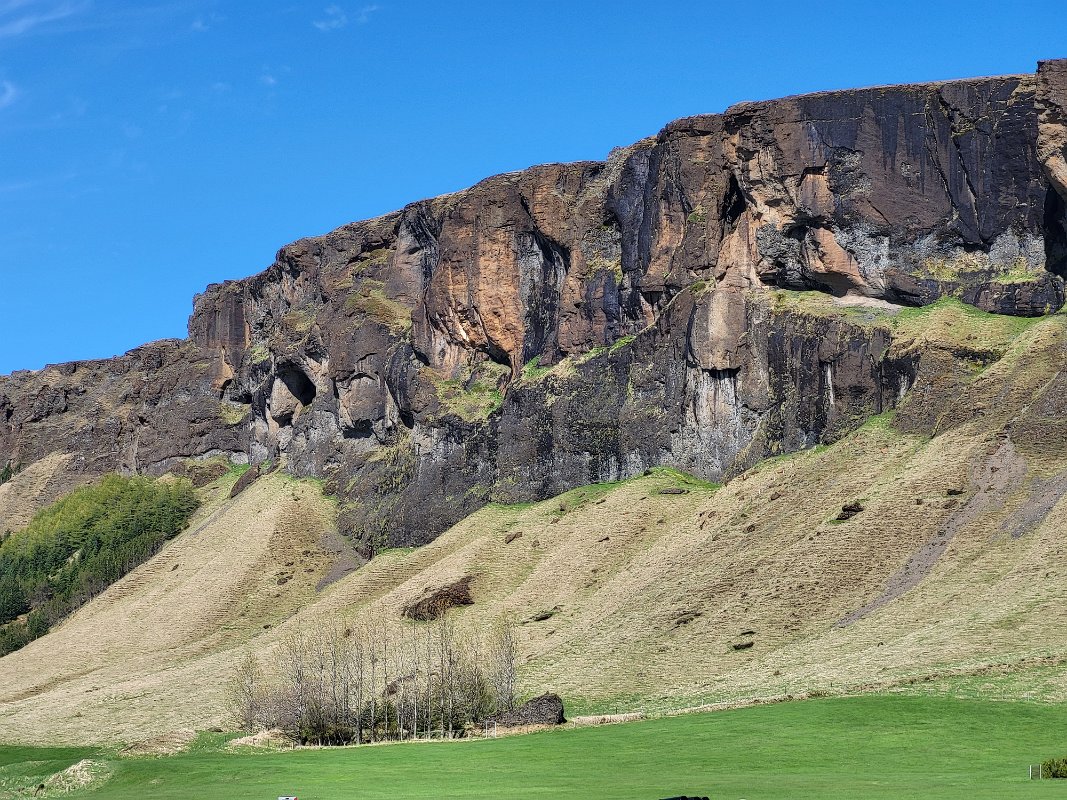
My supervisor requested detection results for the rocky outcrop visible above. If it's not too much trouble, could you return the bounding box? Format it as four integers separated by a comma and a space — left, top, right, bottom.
486, 693, 565, 727
0, 339, 247, 480
402, 576, 475, 621
2, 60, 1066, 553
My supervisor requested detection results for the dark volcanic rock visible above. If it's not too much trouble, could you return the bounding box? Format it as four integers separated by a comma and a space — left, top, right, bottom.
3, 60, 1067, 551
486, 693, 565, 727
402, 576, 475, 621
229, 464, 261, 498
836, 501, 865, 521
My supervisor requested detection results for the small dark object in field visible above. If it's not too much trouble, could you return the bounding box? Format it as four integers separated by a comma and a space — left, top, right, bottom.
598, 536, 610, 543
947, 487, 964, 496
170, 563, 179, 571
659, 487, 688, 495
732, 640, 755, 651
673, 611, 702, 627
504, 531, 523, 544
836, 501, 864, 520
526, 606, 560, 623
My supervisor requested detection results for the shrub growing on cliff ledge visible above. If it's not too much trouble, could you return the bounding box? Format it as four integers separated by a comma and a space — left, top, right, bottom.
0, 461, 20, 485
0, 474, 199, 656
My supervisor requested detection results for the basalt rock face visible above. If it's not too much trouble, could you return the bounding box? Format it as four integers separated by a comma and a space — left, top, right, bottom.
0, 340, 246, 479
3, 61, 1067, 552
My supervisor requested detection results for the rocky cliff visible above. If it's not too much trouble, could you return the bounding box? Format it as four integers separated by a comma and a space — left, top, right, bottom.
2, 60, 1066, 554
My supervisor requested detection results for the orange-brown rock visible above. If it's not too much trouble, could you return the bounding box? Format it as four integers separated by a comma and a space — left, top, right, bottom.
2, 60, 1066, 550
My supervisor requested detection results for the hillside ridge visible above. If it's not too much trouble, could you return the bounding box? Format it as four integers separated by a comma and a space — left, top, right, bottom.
1, 295, 1066, 742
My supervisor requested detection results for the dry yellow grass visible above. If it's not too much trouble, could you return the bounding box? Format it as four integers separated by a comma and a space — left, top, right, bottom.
0, 469, 338, 744
0, 452, 82, 533
1, 313, 1065, 745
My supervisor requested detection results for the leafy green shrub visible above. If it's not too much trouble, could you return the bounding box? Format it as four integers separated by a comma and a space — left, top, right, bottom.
1042, 757, 1067, 778
0, 474, 199, 656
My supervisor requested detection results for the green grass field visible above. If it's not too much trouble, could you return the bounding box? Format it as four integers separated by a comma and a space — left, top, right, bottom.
3, 695, 1067, 799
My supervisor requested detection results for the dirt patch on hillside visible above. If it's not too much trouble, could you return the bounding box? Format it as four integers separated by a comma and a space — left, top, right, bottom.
315, 531, 364, 590
838, 435, 1027, 626
1002, 467, 1067, 538
402, 576, 474, 620
169, 459, 230, 488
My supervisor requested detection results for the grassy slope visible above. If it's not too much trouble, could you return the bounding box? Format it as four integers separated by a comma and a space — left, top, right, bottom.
0, 297, 1065, 744
5, 697, 1067, 799
0, 468, 341, 744
0, 453, 81, 534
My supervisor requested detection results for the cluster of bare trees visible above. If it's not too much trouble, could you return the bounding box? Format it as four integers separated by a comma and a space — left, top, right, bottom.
229, 617, 517, 745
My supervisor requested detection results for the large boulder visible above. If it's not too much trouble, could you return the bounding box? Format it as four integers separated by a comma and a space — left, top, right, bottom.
487, 693, 566, 728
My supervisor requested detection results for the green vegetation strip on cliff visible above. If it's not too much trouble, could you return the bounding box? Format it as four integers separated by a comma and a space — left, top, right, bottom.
8, 696, 1067, 799
0, 474, 199, 656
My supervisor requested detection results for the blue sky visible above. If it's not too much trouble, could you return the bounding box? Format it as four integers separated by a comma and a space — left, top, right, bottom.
0, 0, 1062, 373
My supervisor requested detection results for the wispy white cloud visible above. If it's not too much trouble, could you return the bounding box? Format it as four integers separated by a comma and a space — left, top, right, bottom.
312, 4, 377, 32
258, 64, 288, 88
312, 4, 346, 31
0, 0, 89, 40
0, 80, 18, 109
355, 4, 379, 23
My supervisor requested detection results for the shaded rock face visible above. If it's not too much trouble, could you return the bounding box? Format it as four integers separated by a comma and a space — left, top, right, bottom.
1039, 59, 1067, 278
0, 340, 247, 481
2, 61, 1067, 551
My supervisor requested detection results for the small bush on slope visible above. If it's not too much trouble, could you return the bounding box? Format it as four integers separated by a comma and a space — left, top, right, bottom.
0, 474, 199, 656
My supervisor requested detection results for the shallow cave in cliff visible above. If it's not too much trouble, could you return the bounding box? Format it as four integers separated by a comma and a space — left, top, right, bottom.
720, 174, 747, 235
277, 364, 317, 407
1044, 187, 1067, 278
